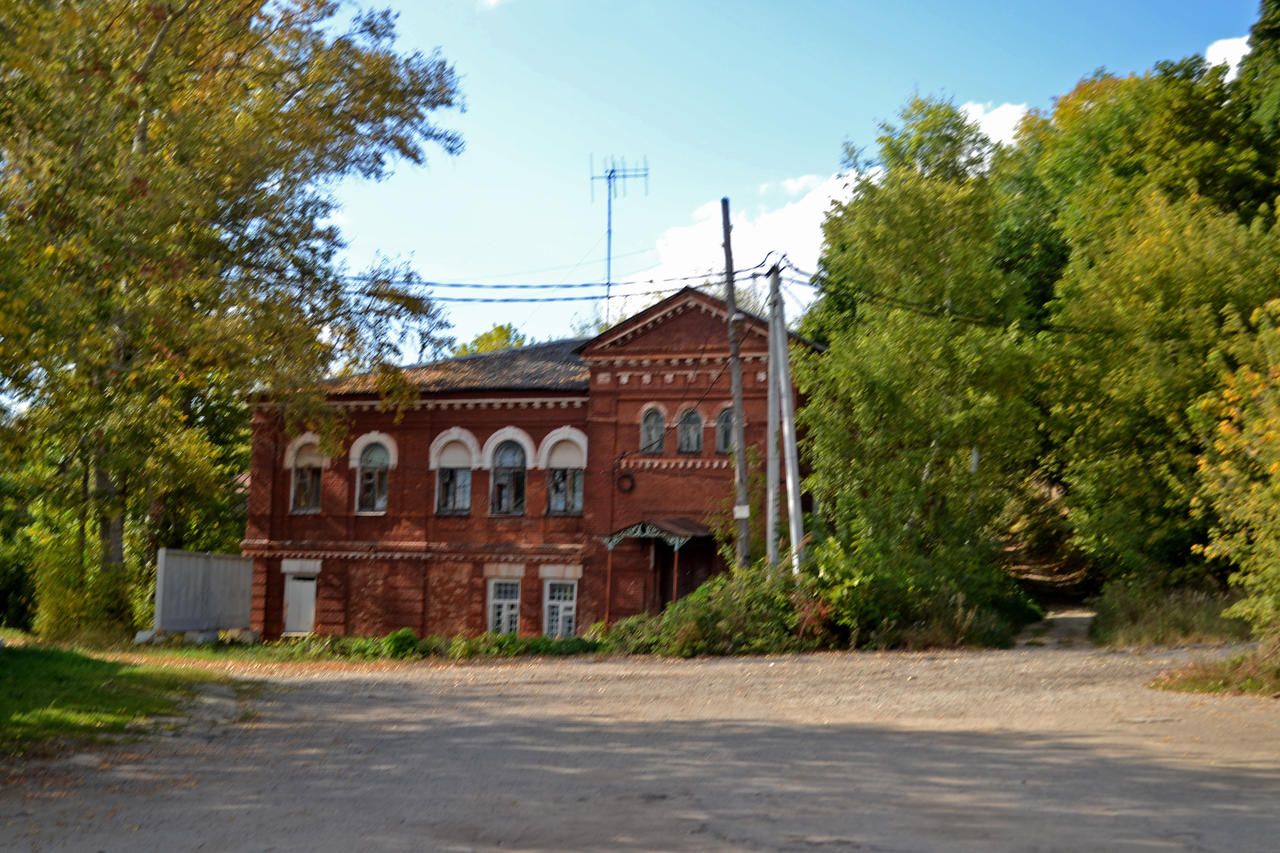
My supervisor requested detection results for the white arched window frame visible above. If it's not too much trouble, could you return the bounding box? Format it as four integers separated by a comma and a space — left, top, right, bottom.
639, 404, 667, 455
481, 427, 538, 470
540, 427, 588, 517
677, 408, 704, 454
490, 440, 527, 515
284, 432, 329, 515
535, 426, 588, 469
429, 427, 481, 470
431, 428, 480, 516
349, 432, 397, 514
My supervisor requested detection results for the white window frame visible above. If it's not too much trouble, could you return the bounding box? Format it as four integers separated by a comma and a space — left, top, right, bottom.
490, 440, 526, 516
355, 443, 390, 514
488, 578, 521, 635
543, 580, 578, 638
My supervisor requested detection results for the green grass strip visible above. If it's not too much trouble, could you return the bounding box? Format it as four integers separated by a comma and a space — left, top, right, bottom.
0, 645, 221, 755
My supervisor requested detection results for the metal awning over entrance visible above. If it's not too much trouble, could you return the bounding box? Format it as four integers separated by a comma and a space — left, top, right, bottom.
599, 517, 712, 551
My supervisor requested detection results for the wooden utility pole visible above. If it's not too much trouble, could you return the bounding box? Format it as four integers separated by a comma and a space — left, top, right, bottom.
721, 198, 751, 566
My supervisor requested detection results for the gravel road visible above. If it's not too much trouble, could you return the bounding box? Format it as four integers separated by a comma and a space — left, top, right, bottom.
3, 640, 1279, 852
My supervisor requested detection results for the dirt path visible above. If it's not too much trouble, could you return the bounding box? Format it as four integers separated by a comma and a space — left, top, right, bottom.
3, 644, 1278, 852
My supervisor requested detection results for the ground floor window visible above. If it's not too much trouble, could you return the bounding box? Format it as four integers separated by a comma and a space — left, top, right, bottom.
488, 579, 521, 634
544, 580, 577, 638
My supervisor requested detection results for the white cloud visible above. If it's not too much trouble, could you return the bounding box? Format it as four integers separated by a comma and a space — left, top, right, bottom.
1206, 36, 1249, 82
961, 101, 1027, 146
607, 175, 854, 320
759, 174, 826, 197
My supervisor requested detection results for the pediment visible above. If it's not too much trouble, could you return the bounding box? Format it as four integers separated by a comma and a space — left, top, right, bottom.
578, 288, 770, 362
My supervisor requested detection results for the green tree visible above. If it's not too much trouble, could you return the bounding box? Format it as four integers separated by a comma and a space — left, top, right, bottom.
801, 98, 1039, 646
453, 323, 531, 356
0, 1, 461, 635
1195, 300, 1280, 637
1236, 0, 1280, 137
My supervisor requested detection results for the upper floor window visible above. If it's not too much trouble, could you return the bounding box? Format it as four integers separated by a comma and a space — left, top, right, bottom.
715, 408, 734, 454
434, 435, 475, 515
491, 440, 526, 515
437, 468, 471, 515
548, 468, 584, 515
677, 409, 703, 454
357, 442, 390, 513
641, 409, 665, 454
291, 443, 325, 514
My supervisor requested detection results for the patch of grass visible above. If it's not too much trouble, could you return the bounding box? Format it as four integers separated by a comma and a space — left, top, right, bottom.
1154, 639, 1280, 696
127, 628, 604, 663
1089, 581, 1251, 647
0, 645, 226, 755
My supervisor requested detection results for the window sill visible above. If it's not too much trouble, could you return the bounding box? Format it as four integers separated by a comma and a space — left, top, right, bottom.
546, 512, 583, 518
289, 509, 321, 516
435, 510, 470, 517
354, 510, 387, 517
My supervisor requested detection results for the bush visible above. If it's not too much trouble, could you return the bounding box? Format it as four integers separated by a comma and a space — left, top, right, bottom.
812, 537, 1040, 649
381, 627, 418, 659
1088, 580, 1251, 647
600, 563, 832, 658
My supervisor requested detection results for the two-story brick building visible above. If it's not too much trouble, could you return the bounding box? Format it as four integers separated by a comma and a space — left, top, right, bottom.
242, 287, 789, 638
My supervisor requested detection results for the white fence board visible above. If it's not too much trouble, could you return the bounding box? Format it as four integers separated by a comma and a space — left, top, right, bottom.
154, 548, 253, 632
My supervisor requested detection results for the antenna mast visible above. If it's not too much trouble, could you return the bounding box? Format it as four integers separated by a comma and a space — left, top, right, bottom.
591, 155, 649, 322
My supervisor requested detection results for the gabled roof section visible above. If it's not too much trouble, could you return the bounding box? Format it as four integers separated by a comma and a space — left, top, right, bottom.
326, 338, 591, 396
577, 286, 817, 360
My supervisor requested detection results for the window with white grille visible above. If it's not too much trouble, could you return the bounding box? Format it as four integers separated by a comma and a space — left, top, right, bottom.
488, 579, 521, 634
543, 580, 577, 638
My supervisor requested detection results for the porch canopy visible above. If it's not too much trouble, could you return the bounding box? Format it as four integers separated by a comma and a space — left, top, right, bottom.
600, 518, 714, 622
599, 517, 712, 552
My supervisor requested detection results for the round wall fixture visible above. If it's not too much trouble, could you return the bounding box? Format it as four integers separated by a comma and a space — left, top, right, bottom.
616, 472, 635, 493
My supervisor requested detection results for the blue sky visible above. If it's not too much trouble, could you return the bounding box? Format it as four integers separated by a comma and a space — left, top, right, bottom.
332, 0, 1261, 349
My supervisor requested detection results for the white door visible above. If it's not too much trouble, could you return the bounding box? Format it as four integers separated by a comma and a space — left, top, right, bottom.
283, 575, 317, 634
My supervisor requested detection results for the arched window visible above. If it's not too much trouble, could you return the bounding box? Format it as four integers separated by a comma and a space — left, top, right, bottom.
677, 409, 703, 454
546, 438, 586, 516
357, 442, 390, 513
435, 439, 473, 515
491, 440, 526, 515
715, 408, 734, 454
641, 409, 665, 454
291, 443, 325, 513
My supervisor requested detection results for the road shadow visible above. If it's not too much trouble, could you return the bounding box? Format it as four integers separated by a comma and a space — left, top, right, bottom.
5, 669, 1279, 852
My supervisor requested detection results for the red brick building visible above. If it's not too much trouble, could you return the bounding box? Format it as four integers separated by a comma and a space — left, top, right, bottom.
243, 287, 787, 638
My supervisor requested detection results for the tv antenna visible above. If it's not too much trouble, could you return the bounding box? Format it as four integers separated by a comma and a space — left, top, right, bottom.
591, 155, 649, 322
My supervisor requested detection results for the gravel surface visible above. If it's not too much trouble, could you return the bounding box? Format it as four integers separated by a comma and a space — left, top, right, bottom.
3, 639, 1279, 852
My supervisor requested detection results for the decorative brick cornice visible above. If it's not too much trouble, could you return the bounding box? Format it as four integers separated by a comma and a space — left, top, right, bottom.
331, 396, 588, 412
625, 458, 732, 471
241, 539, 587, 564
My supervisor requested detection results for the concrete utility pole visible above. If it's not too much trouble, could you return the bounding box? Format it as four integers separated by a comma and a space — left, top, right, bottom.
768, 264, 805, 572
766, 272, 781, 568
721, 198, 751, 566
